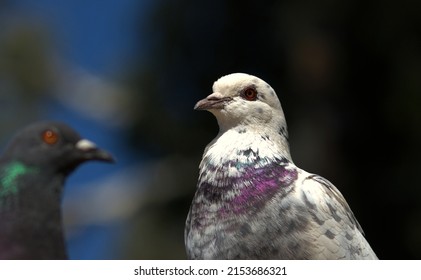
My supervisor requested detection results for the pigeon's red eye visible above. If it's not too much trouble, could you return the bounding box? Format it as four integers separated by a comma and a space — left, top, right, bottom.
243, 88, 257, 101
42, 130, 59, 145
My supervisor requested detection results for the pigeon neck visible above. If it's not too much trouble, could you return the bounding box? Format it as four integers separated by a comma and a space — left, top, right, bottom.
0, 161, 38, 205
206, 125, 292, 163
0, 161, 66, 259
0, 160, 64, 213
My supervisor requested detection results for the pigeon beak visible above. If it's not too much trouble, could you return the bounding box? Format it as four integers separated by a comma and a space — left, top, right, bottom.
75, 139, 115, 163
194, 92, 233, 110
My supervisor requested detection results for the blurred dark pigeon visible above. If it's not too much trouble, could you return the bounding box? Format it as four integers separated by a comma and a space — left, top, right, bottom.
0, 121, 114, 259
185, 73, 378, 259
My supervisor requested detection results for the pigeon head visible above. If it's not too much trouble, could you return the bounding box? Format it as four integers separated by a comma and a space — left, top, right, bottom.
2, 121, 114, 175
195, 73, 286, 133
0, 122, 114, 259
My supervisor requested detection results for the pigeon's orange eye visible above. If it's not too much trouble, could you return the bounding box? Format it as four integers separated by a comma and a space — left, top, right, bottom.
42, 130, 59, 145
243, 88, 257, 101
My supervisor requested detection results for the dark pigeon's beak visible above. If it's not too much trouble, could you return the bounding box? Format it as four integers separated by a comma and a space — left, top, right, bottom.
75, 139, 115, 163
194, 92, 233, 110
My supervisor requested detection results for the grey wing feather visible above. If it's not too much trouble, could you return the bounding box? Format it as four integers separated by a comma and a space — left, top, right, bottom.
305, 174, 364, 234
299, 174, 377, 259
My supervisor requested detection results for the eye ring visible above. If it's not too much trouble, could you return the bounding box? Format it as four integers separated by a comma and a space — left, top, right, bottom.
42, 129, 59, 145
242, 87, 258, 101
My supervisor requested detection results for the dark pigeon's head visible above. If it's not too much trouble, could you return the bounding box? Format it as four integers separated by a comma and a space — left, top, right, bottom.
2, 121, 114, 175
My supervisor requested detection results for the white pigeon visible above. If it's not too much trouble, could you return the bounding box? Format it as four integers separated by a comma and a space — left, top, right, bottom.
185, 73, 378, 259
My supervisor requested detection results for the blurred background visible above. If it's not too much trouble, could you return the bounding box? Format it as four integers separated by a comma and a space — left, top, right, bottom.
0, 0, 420, 259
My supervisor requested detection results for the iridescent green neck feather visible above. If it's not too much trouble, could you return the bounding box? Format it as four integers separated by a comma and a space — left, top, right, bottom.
0, 161, 38, 209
